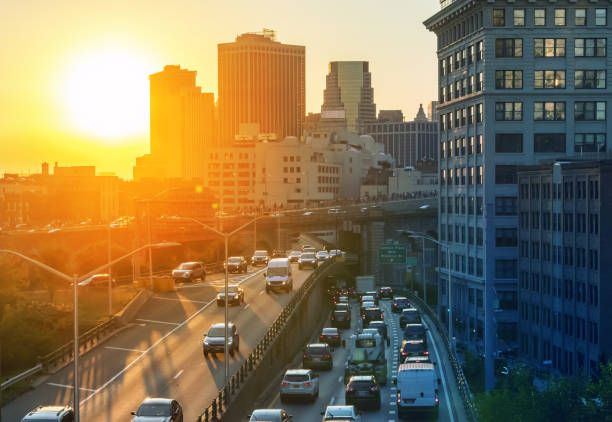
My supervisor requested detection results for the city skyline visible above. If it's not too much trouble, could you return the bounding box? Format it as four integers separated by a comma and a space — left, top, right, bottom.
0, 0, 438, 179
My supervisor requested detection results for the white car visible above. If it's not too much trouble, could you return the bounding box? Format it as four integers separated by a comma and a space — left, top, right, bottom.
316, 250, 329, 261
329, 249, 342, 257
249, 409, 292, 421
321, 405, 360, 421
280, 369, 319, 402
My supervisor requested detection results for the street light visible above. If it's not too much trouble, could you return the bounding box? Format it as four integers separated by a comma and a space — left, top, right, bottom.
0, 242, 178, 422
271, 212, 283, 250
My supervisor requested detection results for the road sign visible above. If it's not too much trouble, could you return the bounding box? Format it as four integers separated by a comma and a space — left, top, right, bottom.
405, 256, 418, 268
378, 245, 406, 264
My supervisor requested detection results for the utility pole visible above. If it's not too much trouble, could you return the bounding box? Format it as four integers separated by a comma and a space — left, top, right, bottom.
107, 225, 112, 315
73, 274, 80, 422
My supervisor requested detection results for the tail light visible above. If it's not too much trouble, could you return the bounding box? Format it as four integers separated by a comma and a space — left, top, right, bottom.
362, 315, 365, 319
380, 313, 384, 319
333, 336, 339, 339
397, 391, 401, 404
281, 382, 289, 386
370, 386, 379, 392
401, 352, 407, 356
435, 397, 439, 403
319, 336, 325, 340
303, 382, 312, 386
324, 354, 331, 359
346, 387, 354, 392
331, 317, 335, 321
303, 353, 309, 359
424, 351, 429, 355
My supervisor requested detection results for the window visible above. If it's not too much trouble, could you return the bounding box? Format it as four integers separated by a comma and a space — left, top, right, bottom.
495, 260, 517, 279
496, 197, 518, 216
534, 70, 566, 89
574, 134, 606, 153
575, 9, 586, 26
575, 39, 606, 57
495, 39, 523, 57
575, 70, 607, 89
534, 38, 566, 57
595, 8, 607, 26
493, 9, 505, 26
476, 103, 483, 122
477, 227, 484, 245
495, 133, 523, 152
477, 41, 483, 61
476, 135, 483, 154
534, 134, 566, 153
495, 165, 518, 184
575, 102, 606, 121
496, 228, 518, 247
496, 70, 523, 89
554, 9, 566, 26
513, 9, 525, 26
535, 8, 546, 26
496, 102, 523, 120
534, 102, 565, 121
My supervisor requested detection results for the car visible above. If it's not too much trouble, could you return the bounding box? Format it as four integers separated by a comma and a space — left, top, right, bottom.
328, 208, 342, 214
302, 343, 333, 370
399, 339, 428, 360
172, 262, 206, 283
216, 284, 244, 306
203, 323, 239, 356
272, 250, 287, 258
321, 405, 360, 421
78, 274, 115, 288
365, 291, 380, 305
288, 251, 301, 262
21, 406, 74, 422
265, 258, 293, 293
334, 303, 350, 312
391, 296, 410, 313
331, 310, 351, 329
403, 323, 427, 344
249, 409, 292, 421
302, 245, 316, 253
251, 250, 269, 266
378, 286, 393, 299
303, 211, 313, 216
360, 295, 375, 305
366, 320, 388, 340
298, 252, 318, 269
359, 301, 375, 316
403, 355, 432, 364
399, 308, 421, 328
335, 295, 349, 305
130, 398, 183, 422
280, 369, 319, 402
224, 256, 248, 273
328, 249, 342, 257
361, 307, 384, 326
319, 327, 342, 347
345, 375, 381, 410
316, 250, 329, 261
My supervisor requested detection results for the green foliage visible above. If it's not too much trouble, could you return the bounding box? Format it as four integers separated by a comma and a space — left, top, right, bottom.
463, 352, 485, 393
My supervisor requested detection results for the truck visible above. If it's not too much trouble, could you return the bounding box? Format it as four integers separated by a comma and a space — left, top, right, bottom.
355, 275, 375, 297
344, 332, 387, 385
395, 362, 439, 418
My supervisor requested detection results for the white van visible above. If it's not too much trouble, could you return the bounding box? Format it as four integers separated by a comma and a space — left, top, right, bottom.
265, 258, 293, 293
395, 363, 439, 418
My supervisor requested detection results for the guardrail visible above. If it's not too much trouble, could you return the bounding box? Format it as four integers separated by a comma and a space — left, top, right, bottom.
196, 258, 334, 421
1, 364, 43, 391
406, 292, 479, 422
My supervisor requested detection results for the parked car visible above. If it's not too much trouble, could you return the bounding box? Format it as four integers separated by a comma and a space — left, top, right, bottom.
399, 339, 428, 360
316, 250, 329, 262
298, 252, 318, 269
391, 296, 410, 313
288, 251, 301, 262
203, 323, 239, 356
249, 409, 292, 421
321, 405, 360, 421
130, 398, 183, 422
21, 406, 74, 422
280, 369, 319, 402
172, 261, 206, 283
216, 285, 244, 306
361, 307, 384, 326
251, 250, 269, 266
378, 286, 393, 299
399, 308, 421, 328
78, 274, 115, 288
224, 256, 248, 273
319, 327, 342, 347
302, 343, 333, 370
345, 375, 381, 410
331, 310, 351, 329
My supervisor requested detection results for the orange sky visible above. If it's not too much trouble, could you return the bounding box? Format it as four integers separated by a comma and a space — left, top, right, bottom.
0, 0, 439, 179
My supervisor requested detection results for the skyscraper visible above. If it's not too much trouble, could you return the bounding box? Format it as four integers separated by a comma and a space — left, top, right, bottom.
322, 61, 376, 134
217, 30, 305, 144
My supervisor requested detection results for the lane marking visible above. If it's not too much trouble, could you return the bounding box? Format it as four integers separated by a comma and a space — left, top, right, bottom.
105, 346, 146, 353
153, 296, 209, 304
243, 304, 250, 310
136, 318, 180, 326
47, 382, 96, 392
329, 396, 336, 405
258, 291, 265, 295
337, 376, 343, 383
173, 369, 184, 379
426, 321, 455, 422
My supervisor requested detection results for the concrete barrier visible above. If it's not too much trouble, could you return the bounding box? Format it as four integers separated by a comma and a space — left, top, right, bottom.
115, 288, 153, 325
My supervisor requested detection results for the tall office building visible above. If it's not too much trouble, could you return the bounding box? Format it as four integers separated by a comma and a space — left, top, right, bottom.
425, 1, 611, 380
143, 65, 215, 180
217, 30, 305, 143
322, 61, 376, 134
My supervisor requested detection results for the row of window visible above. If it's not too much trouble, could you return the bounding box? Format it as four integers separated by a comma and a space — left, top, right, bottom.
520, 274, 599, 307
440, 195, 483, 216
282, 155, 301, 163
519, 305, 599, 346
317, 165, 338, 174
491, 133, 607, 154
440, 223, 484, 247
439, 42, 483, 76
495, 70, 607, 90
439, 73, 483, 102
496, 38, 607, 58
493, 7, 607, 27
519, 179, 600, 201
440, 251, 484, 278
440, 104, 482, 130
283, 166, 301, 174
519, 212, 599, 235
496, 101, 607, 121
440, 166, 483, 186
440, 136, 483, 158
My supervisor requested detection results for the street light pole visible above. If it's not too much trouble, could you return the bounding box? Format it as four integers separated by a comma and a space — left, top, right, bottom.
224, 234, 229, 382
422, 236, 426, 305
147, 201, 153, 289
72, 274, 79, 422
107, 225, 112, 315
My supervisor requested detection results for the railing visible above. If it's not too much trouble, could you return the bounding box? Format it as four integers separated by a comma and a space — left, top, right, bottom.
406, 292, 479, 422
196, 258, 334, 421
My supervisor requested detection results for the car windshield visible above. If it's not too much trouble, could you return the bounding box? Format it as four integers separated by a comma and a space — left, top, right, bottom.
349, 380, 374, 390
362, 302, 375, 308
221, 286, 239, 294
301, 253, 315, 259
137, 403, 171, 417
268, 267, 287, 276
322, 328, 338, 335
178, 263, 197, 270
207, 326, 228, 337
356, 338, 376, 348
334, 310, 348, 317
284, 374, 309, 382
290, 251, 300, 256
395, 298, 408, 305
361, 296, 374, 302
228, 257, 241, 263
254, 251, 267, 257
335, 304, 349, 311
306, 345, 328, 354
403, 342, 425, 352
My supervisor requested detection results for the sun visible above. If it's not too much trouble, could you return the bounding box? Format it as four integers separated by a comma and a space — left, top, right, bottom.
62, 47, 153, 140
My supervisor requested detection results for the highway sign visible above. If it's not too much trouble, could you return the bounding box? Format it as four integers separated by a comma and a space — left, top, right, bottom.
378, 245, 406, 264
406, 256, 418, 268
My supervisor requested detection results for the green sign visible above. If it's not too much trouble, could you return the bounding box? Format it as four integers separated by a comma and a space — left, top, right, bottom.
378, 245, 406, 264
405, 257, 418, 268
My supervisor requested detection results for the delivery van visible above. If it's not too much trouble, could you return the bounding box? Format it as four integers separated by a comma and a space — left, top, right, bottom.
265, 258, 293, 293
395, 362, 439, 418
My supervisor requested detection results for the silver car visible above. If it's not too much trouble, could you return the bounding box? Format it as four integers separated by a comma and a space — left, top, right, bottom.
280, 369, 319, 402
171, 261, 205, 283
131, 398, 183, 422
21, 406, 74, 422
298, 252, 318, 269
316, 250, 329, 262
249, 409, 292, 421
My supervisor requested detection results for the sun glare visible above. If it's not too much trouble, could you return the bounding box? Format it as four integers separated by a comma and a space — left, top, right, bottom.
62, 47, 152, 140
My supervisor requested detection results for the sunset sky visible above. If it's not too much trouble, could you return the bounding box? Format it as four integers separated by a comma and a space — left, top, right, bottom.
0, 0, 438, 179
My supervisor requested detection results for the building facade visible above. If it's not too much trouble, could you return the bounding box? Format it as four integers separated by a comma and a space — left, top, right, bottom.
425, 0, 612, 360
518, 161, 612, 376
217, 30, 305, 144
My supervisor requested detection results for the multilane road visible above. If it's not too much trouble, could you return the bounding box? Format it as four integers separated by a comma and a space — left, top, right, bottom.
2, 263, 319, 421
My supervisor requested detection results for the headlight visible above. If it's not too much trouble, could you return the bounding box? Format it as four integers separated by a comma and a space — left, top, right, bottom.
227, 338, 233, 344
204, 340, 210, 345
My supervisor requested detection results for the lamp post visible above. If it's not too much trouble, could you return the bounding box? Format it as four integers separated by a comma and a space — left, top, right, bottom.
107, 224, 112, 315
0, 242, 178, 422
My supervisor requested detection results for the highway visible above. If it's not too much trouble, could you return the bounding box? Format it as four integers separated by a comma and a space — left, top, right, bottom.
256, 299, 455, 421
2, 262, 320, 421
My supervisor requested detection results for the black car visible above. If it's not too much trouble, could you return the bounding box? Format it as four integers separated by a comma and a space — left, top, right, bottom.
319, 327, 342, 347
365, 291, 380, 305
403, 354, 432, 364
399, 339, 428, 360
345, 375, 381, 410
378, 286, 393, 299
403, 323, 427, 344
366, 320, 388, 340
361, 307, 384, 326
225, 256, 248, 273
331, 310, 351, 329
302, 343, 333, 370
391, 296, 410, 313
399, 308, 421, 328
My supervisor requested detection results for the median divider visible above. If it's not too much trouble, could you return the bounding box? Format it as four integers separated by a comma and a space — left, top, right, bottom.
196, 258, 340, 422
